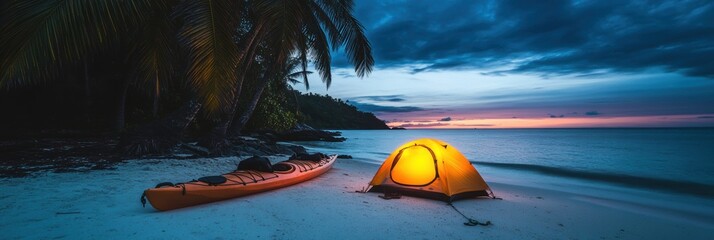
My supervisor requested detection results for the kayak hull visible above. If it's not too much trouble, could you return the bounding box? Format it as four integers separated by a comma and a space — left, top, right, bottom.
144, 155, 336, 211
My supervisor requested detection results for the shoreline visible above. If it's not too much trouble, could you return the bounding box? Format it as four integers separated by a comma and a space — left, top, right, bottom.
1, 156, 712, 239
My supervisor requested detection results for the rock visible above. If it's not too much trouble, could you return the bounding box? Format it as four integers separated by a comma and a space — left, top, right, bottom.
292, 123, 316, 131
277, 130, 346, 142
286, 145, 308, 155
337, 155, 353, 159
180, 143, 209, 156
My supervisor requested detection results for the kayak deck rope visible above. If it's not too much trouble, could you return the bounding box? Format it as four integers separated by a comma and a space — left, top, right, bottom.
448, 202, 492, 227
291, 159, 325, 172
190, 170, 279, 186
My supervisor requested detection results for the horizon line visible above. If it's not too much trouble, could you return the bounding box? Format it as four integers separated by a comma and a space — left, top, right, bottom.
380, 126, 714, 130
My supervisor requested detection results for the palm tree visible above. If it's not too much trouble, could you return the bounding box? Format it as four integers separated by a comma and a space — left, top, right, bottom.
230, 58, 312, 135
0, 0, 374, 154
196, 0, 374, 151
226, 0, 374, 136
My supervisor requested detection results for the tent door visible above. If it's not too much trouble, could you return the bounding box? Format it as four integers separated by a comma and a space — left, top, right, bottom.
389, 145, 439, 186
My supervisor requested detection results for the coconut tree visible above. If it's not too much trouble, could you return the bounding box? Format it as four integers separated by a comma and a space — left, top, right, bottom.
227, 0, 374, 136
0, 0, 373, 154
197, 0, 374, 151
230, 57, 311, 134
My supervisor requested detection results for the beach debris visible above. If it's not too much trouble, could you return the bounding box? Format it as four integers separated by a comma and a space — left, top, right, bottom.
448, 203, 492, 227
378, 192, 402, 200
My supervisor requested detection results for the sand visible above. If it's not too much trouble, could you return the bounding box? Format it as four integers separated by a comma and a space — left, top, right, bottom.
1, 156, 712, 240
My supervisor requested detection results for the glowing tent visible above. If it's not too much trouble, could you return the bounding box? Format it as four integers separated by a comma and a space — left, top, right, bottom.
367, 138, 493, 201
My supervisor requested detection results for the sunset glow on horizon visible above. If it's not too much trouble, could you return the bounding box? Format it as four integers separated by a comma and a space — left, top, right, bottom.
385, 114, 714, 129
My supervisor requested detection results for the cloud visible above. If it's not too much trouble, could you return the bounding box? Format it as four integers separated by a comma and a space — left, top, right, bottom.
697, 116, 714, 119
454, 123, 495, 127
351, 95, 406, 102
349, 101, 424, 113
411, 61, 469, 73
338, 0, 714, 78
439, 117, 452, 121
396, 122, 450, 128
585, 111, 600, 116
335, 71, 355, 78
549, 114, 565, 118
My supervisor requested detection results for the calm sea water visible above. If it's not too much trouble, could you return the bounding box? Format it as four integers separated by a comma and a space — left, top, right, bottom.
297, 128, 714, 198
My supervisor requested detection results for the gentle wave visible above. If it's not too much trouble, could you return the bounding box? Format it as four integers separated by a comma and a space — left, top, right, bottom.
471, 161, 714, 198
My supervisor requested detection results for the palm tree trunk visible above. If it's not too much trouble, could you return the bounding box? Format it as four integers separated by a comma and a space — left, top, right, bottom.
152, 70, 160, 117
115, 78, 130, 133
204, 23, 266, 140
197, 85, 241, 151
84, 61, 92, 107
230, 77, 271, 135
206, 75, 243, 139
292, 90, 300, 115
83, 61, 93, 126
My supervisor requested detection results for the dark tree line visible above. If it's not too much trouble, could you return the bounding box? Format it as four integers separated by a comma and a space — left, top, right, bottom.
296, 93, 389, 130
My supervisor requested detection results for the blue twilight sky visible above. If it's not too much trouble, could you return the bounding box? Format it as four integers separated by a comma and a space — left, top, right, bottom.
300, 0, 714, 128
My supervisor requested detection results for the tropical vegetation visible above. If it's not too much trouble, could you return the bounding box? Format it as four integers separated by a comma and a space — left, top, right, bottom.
295, 93, 389, 130
0, 0, 374, 154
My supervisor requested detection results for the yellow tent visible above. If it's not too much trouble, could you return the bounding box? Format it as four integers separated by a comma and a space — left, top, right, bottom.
367, 138, 493, 201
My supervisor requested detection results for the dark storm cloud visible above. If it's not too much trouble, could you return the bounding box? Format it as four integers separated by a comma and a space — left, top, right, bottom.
349, 101, 424, 113
342, 0, 714, 78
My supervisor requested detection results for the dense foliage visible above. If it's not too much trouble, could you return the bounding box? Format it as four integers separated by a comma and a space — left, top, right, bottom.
296, 93, 389, 130
0, 1, 376, 151
244, 81, 298, 132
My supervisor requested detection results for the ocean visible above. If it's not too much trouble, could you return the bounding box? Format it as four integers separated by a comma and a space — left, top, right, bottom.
298, 128, 714, 199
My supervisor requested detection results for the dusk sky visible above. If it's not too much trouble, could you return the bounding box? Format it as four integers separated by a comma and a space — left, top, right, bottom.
300, 0, 714, 128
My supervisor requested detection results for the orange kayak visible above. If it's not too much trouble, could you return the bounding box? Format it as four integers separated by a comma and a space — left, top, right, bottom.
142, 155, 337, 211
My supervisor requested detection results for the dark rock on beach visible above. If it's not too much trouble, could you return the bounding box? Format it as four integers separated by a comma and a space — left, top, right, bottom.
0, 123, 350, 178
0, 133, 319, 178
276, 130, 346, 142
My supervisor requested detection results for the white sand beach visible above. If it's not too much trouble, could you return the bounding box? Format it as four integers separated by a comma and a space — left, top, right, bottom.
1, 156, 712, 240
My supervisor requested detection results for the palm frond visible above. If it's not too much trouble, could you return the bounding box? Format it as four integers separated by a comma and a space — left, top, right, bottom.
308, 1, 343, 50
178, 0, 243, 114
286, 71, 314, 79
0, 0, 161, 89
300, 2, 333, 87
261, 0, 305, 64
133, 4, 177, 97
313, 0, 374, 77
